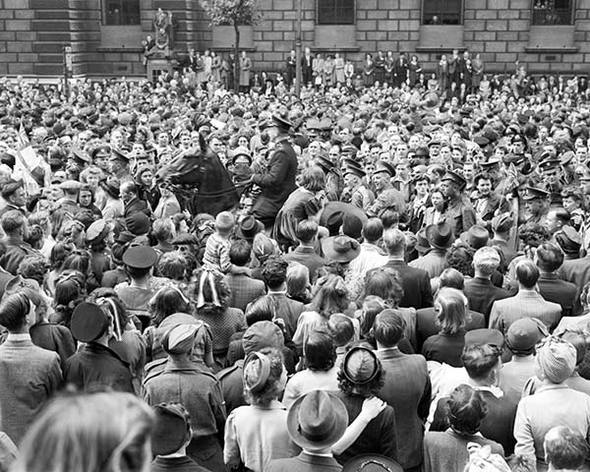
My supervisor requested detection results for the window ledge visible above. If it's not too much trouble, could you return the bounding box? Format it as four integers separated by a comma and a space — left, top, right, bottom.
524, 46, 579, 53
97, 47, 143, 53
415, 46, 467, 52
211, 47, 257, 52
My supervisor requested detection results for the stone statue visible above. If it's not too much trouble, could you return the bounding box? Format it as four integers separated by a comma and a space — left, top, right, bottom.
153, 8, 174, 53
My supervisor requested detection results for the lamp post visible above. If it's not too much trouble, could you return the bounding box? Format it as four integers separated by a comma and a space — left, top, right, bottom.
295, 0, 302, 97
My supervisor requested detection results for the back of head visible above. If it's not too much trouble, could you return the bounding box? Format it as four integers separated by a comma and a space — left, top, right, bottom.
304, 328, 336, 372
261, 255, 288, 290
473, 246, 501, 276
327, 313, 355, 348
516, 259, 540, 289
0, 292, 29, 332
560, 330, 587, 366
1, 210, 25, 235
152, 218, 174, 243
295, 219, 319, 244
244, 296, 275, 326
13, 392, 153, 472
535, 242, 564, 273
229, 239, 252, 267
382, 228, 406, 256
364, 267, 404, 307
438, 268, 465, 290
448, 384, 487, 435
362, 217, 384, 243
286, 264, 310, 299
435, 287, 467, 335
373, 309, 406, 348
462, 343, 501, 381
544, 426, 590, 470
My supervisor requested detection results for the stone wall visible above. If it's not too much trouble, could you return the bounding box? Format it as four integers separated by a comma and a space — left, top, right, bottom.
1, 0, 590, 77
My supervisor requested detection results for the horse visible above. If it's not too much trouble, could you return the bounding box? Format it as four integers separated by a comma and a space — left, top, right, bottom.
155, 133, 239, 217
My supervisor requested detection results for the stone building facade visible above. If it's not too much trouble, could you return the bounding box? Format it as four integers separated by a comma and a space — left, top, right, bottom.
0, 0, 589, 77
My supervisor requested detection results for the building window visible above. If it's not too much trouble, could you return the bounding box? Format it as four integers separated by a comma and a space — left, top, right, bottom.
532, 0, 573, 25
103, 0, 140, 25
317, 0, 355, 25
422, 0, 463, 24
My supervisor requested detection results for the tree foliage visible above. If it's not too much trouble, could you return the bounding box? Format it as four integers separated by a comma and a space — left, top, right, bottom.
199, 0, 263, 27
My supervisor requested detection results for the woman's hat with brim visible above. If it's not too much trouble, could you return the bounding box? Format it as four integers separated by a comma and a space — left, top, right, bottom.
342, 346, 380, 385
321, 235, 361, 263
343, 454, 404, 472
287, 390, 348, 450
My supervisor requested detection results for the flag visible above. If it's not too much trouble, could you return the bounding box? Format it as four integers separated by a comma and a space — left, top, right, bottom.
13, 122, 47, 195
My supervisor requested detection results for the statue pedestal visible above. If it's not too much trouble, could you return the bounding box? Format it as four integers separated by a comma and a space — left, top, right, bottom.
146, 57, 173, 81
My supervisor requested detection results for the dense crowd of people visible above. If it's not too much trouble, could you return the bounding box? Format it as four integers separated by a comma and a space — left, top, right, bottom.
1, 54, 590, 472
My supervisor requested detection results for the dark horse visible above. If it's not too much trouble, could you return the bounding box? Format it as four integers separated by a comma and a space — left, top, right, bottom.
155, 134, 239, 217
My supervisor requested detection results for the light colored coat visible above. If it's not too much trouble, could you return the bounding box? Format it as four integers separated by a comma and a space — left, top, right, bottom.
489, 289, 562, 334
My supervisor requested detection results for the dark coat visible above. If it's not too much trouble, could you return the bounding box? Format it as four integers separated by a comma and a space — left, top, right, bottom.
431, 389, 518, 455
422, 332, 466, 367
217, 360, 245, 414
376, 348, 431, 469
30, 322, 76, 369
123, 196, 151, 218
463, 276, 510, 323
334, 391, 398, 465
416, 307, 485, 351
65, 342, 134, 393
537, 272, 579, 317
559, 256, 590, 315
0, 237, 39, 275
382, 259, 433, 309
251, 138, 298, 224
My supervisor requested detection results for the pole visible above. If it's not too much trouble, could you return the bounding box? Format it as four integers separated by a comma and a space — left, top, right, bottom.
63, 45, 72, 100
295, 0, 302, 98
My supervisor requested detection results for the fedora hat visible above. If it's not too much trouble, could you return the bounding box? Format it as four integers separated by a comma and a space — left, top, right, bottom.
460, 225, 489, 250
287, 390, 348, 449
321, 235, 361, 263
425, 222, 453, 250
236, 215, 264, 241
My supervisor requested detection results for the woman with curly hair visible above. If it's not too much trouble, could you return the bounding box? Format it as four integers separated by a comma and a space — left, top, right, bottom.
283, 329, 340, 407
224, 349, 296, 472
334, 345, 397, 465
144, 285, 214, 368
421, 287, 468, 367
292, 273, 354, 351
191, 268, 247, 370
49, 270, 86, 328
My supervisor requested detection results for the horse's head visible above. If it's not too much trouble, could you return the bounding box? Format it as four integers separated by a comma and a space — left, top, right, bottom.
155, 133, 215, 185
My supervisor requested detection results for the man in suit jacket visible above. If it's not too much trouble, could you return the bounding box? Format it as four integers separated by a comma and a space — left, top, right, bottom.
0, 292, 63, 444
0, 211, 41, 275
489, 259, 562, 334
536, 242, 579, 317
224, 239, 266, 312
283, 220, 326, 284
251, 115, 298, 228
464, 247, 510, 323
374, 310, 431, 472
381, 228, 432, 309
